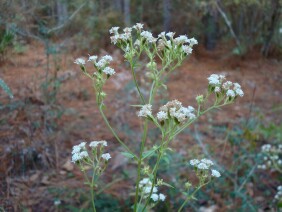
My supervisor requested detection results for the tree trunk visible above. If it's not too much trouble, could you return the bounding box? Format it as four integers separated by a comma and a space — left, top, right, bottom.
56, 0, 68, 26
163, 0, 171, 32
124, 0, 131, 26
262, 0, 281, 56
203, 5, 218, 50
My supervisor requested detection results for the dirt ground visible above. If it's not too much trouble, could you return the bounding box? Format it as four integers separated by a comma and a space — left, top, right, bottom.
0, 42, 281, 211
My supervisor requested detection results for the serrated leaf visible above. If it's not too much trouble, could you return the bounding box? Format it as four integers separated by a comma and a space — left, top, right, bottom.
121, 152, 135, 159
0, 78, 13, 98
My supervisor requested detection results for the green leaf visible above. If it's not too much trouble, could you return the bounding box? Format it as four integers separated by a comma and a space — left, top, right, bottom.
141, 149, 157, 160
0, 78, 13, 98
120, 152, 135, 159
162, 182, 175, 189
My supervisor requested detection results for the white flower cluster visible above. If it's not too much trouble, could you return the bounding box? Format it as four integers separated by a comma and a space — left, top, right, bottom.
207, 74, 244, 99
139, 178, 166, 202
257, 144, 282, 170
109, 23, 144, 44
74, 55, 115, 76
157, 32, 198, 55
189, 158, 221, 177
71, 142, 89, 163
74, 58, 86, 65
158, 100, 195, 123
71, 141, 111, 163
109, 24, 198, 60
274, 185, 282, 201
89, 140, 108, 148
137, 104, 152, 117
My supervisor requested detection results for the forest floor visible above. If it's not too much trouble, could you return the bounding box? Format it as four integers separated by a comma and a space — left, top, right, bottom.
0, 42, 281, 211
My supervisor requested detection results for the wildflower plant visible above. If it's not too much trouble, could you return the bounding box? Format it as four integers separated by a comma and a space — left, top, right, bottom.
73, 23, 244, 211
71, 140, 111, 211
257, 144, 282, 173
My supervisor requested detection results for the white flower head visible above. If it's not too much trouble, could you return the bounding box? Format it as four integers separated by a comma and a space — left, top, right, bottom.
166, 32, 175, 38
150, 193, 159, 202
208, 74, 220, 85
189, 37, 198, 46
133, 23, 144, 30
102, 55, 113, 62
190, 159, 200, 166
101, 153, 111, 161
74, 58, 86, 65
102, 67, 116, 76
88, 55, 98, 62
175, 35, 189, 44
182, 45, 192, 54
226, 90, 235, 97
197, 162, 209, 170
201, 158, 214, 167
235, 88, 244, 97
157, 111, 168, 121
144, 186, 158, 194
223, 81, 233, 90
109, 27, 119, 35
96, 59, 107, 69
159, 193, 166, 201
139, 178, 151, 186
215, 86, 221, 93
140, 31, 156, 43
72, 153, 82, 162
211, 169, 221, 178
138, 104, 152, 117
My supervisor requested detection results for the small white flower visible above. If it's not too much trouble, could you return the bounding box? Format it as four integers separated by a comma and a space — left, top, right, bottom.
211, 169, 221, 177
123, 27, 132, 34
159, 193, 166, 201
197, 162, 209, 170
226, 90, 235, 97
201, 158, 214, 166
138, 104, 152, 117
174, 35, 189, 44
182, 45, 193, 54
278, 160, 282, 165
96, 59, 107, 69
166, 32, 175, 38
141, 31, 156, 43
133, 23, 144, 30
71, 153, 82, 163
88, 55, 98, 62
74, 58, 86, 65
72, 145, 81, 154
54, 199, 61, 206
109, 27, 119, 35
278, 186, 282, 191
78, 142, 87, 148
207, 74, 220, 85
102, 55, 113, 62
144, 186, 158, 194
235, 88, 244, 97
89, 141, 99, 148
261, 144, 272, 152
189, 37, 198, 46
215, 86, 221, 93
150, 193, 159, 202
101, 153, 111, 161
233, 83, 241, 89
102, 67, 116, 76
80, 151, 89, 159
190, 159, 200, 166
139, 178, 151, 186
223, 81, 233, 90
157, 111, 168, 121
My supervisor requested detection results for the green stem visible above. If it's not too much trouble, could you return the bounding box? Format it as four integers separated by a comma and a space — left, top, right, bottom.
129, 58, 145, 104
178, 182, 209, 212
133, 81, 157, 212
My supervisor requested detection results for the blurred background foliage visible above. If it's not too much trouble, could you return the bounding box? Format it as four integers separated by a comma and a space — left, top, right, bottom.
0, 0, 281, 57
